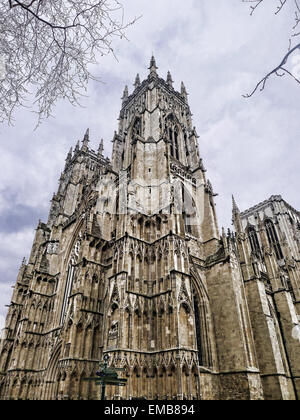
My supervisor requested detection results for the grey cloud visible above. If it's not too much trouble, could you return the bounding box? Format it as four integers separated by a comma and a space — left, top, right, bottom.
0, 200, 46, 233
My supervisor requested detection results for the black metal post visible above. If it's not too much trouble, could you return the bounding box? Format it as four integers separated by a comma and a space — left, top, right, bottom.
100, 354, 110, 401
101, 383, 106, 401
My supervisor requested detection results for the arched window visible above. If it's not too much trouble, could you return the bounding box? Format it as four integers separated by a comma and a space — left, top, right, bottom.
183, 212, 192, 235
132, 118, 142, 138
166, 115, 179, 160
192, 285, 212, 368
60, 262, 75, 325
193, 294, 203, 366
248, 227, 261, 256
179, 303, 190, 347
265, 220, 283, 260
184, 132, 189, 157
182, 183, 197, 236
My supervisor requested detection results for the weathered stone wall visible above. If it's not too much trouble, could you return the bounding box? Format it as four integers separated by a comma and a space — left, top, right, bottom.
0, 60, 298, 400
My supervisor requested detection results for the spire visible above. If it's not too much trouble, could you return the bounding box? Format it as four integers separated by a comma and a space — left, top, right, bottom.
181, 81, 188, 101
98, 138, 104, 157
232, 195, 242, 233
134, 73, 141, 89
75, 140, 80, 153
17, 257, 27, 282
122, 85, 129, 105
149, 55, 158, 76
167, 71, 173, 87
82, 128, 89, 151
65, 147, 72, 163
232, 195, 240, 215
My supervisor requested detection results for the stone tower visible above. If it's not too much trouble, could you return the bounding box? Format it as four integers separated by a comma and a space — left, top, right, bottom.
232, 195, 300, 400
0, 57, 298, 400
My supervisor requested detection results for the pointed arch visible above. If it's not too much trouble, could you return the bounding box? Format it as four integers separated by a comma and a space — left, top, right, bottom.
265, 219, 284, 260
59, 218, 85, 326
247, 226, 261, 258
131, 116, 142, 138
179, 302, 191, 347
124, 306, 132, 348
181, 182, 198, 237
190, 269, 213, 369
181, 363, 190, 398
165, 113, 181, 160
43, 341, 62, 400
167, 364, 176, 399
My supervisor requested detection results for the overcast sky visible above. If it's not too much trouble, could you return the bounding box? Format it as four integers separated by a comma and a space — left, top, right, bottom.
0, 0, 300, 330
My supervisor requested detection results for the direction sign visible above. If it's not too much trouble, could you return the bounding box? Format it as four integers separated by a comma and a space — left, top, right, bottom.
99, 377, 127, 383
103, 368, 125, 373
99, 364, 125, 370
96, 381, 126, 387
84, 354, 127, 399
97, 371, 118, 379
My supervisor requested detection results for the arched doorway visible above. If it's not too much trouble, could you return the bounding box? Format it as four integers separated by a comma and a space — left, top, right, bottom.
43, 342, 62, 400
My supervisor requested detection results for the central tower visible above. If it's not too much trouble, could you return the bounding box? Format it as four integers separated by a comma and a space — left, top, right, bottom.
103, 56, 218, 399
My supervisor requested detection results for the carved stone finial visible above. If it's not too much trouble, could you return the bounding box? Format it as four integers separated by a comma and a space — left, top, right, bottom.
66, 147, 73, 162
181, 81, 188, 101
122, 85, 129, 105
149, 55, 158, 76
232, 195, 240, 215
82, 129, 90, 151
134, 73, 141, 89
167, 71, 173, 87
98, 139, 104, 157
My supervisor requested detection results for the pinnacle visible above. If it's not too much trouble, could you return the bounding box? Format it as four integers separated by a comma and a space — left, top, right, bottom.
134, 73, 141, 89
167, 71, 173, 87
81, 128, 90, 151
232, 195, 240, 214
83, 128, 90, 142
149, 55, 158, 75
98, 138, 104, 156
181, 82, 188, 102
122, 85, 129, 102
66, 147, 73, 161
149, 55, 157, 68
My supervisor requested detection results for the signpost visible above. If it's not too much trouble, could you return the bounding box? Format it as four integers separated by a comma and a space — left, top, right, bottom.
84, 354, 127, 400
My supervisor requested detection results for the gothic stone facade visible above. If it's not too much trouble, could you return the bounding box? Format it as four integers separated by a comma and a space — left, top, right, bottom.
0, 58, 299, 400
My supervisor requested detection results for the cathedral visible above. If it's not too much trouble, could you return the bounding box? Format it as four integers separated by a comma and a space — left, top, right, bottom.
0, 57, 299, 400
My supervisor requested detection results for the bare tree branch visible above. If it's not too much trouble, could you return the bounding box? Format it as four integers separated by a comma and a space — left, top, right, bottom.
242, 0, 300, 96
243, 42, 300, 97
0, 0, 140, 125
